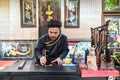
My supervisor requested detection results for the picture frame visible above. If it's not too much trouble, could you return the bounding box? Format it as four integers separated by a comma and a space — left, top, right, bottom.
102, 0, 120, 13
0, 41, 35, 59
64, 0, 80, 28
102, 14, 120, 35
20, 0, 36, 28
39, 0, 61, 37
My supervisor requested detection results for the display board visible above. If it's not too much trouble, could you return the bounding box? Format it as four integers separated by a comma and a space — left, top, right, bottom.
0, 41, 35, 59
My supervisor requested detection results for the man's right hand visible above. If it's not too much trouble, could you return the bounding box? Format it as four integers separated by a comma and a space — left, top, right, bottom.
40, 56, 46, 66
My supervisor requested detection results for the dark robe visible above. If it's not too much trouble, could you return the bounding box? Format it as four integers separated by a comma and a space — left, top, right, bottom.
35, 34, 69, 65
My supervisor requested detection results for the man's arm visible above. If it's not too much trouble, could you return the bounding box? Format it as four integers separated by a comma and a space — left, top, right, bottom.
59, 36, 69, 59
34, 39, 44, 63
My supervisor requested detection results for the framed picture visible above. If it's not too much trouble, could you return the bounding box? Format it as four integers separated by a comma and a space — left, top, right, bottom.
64, 0, 80, 28
20, 0, 36, 27
102, 0, 120, 13
39, 0, 61, 37
0, 41, 35, 59
102, 14, 120, 35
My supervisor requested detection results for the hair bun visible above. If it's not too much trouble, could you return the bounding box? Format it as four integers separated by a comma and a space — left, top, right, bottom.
47, 20, 62, 28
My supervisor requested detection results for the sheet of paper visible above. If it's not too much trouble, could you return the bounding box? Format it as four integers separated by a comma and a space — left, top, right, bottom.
62, 63, 76, 66
0, 67, 5, 70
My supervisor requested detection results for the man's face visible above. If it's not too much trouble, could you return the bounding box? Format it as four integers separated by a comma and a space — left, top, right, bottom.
48, 27, 60, 41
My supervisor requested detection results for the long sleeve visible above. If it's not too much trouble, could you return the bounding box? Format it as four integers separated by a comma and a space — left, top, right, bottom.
59, 35, 69, 59
34, 38, 44, 62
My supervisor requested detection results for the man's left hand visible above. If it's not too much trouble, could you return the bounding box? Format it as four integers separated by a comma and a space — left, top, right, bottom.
51, 57, 63, 66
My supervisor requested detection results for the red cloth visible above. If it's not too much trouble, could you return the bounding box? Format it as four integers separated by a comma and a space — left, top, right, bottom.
0, 60, 18, 67
68, 42, 76, 46
81, 69, 119, 77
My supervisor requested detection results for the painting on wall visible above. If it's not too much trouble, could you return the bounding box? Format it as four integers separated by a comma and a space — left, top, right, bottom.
64, 0, 80, 28
102, 0, 120, 13
103, 14, 120, 35
0, 41, 34, 59
20, 0, 36, 27
39, 0, 61, 37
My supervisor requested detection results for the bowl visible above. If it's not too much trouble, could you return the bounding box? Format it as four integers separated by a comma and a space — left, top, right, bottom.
63, 58, 72, 64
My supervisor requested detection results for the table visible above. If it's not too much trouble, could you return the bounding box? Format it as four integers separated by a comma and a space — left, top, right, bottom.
0, 60, 81, 80
0, 60, 119, 80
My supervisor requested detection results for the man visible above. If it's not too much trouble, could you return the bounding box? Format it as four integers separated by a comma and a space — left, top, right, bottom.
35, 20, 69, 66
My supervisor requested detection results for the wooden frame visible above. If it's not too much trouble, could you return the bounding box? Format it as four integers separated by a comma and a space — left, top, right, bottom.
102, 14, 120, 34
0, 41, 34, 59
64, 0, 80, 28
102, 0, 120, 13
20, 0, 36, 28
39, 0, 61, 37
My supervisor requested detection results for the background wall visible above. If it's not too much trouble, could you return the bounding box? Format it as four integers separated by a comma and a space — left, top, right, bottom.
61, 0, 102, 40
0, 0, 9, 39
0, 0, 38, 40
0, 0, 102, 40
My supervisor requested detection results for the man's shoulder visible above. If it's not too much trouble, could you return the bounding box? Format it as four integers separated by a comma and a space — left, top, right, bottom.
60, 34, 67, 39
38, 34, 48, 42
40, 34, 48, 39
61, 34, 67, 37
